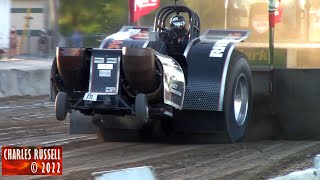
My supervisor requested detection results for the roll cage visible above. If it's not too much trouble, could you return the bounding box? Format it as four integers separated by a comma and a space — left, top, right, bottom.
154, 5, 201, 40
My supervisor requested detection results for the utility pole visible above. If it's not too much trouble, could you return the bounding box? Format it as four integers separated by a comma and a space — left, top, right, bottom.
49, 0, 59, 54
305, 0, 310, 41
224, 0, 229, 29
128, 0, 131, 25
268, 0, 276, 69
18, 8, 33, 55
26, 14, 33, 56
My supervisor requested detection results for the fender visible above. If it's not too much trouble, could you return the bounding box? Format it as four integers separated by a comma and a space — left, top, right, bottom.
183, 29, 250, 111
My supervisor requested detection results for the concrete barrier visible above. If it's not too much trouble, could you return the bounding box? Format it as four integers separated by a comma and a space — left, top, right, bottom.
0, 57, 52, 98
270, 154, 320, 180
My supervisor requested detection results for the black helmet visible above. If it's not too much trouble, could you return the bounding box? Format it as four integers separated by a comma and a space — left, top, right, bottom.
170, 15, 186, 29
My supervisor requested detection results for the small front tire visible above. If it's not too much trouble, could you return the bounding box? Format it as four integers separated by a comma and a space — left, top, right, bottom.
135, 94, 149, 124
55, 92, 69, 121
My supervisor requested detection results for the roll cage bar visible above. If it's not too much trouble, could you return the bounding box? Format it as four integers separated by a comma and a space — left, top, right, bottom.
154, 5, 201, 40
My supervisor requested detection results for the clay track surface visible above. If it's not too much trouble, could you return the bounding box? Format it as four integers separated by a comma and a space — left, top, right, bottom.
0, 96, 320, 180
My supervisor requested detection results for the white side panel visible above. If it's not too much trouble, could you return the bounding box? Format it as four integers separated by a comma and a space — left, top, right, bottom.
155, 52, 185, 110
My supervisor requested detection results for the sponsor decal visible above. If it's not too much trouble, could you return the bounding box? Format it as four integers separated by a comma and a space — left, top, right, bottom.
155, 52, 185, 110
106, 57, 118, 64
105, 87, 116, 93
171, 89, 182, 97
107, 40, 123, 49
94, 57, 104, 63
128, 29, 141, 34
83, 92, 98, 101
204, 30, 249, 42
170, 83, 182, 97
209, 39, 230, 58
99, 70, 111, 77
97, 64, 113, 70
129, 0, 160, 23
227, 32, 242, 38
130, 30, 149, 40
171, 83, 178, 89
135, 0, 158, 9
252, 14, 268, 34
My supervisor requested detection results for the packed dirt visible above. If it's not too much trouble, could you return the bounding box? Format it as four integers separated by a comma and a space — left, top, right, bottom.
0, 96, 319, 180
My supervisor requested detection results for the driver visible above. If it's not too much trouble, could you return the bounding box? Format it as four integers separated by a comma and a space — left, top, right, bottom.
166, 15, 190, 54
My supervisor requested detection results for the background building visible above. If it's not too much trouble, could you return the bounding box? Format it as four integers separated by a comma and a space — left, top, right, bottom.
10, 0, 58, 56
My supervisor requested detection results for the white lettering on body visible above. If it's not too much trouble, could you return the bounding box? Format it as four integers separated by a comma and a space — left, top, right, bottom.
209, 39, 230, 58
135, 0, 158, 11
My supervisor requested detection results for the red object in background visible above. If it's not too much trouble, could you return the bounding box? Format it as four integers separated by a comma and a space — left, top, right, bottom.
2, 146, 63, 176
129, 0, 160, 23
275, 5, 283, 24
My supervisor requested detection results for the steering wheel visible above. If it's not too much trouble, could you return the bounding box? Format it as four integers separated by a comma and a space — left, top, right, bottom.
159, 29, 178, 45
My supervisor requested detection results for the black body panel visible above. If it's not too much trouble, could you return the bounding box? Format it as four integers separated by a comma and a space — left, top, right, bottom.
89, 49, 122, 94
183, 40, 234, 111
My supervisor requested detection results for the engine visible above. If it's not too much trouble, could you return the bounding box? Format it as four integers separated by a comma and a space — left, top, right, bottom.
122, 47, 162, 96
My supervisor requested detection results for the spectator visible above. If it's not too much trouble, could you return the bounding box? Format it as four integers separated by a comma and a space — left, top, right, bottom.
58, 33, 66, 47
38, 30, 49, 58
71, 29, 83, 48
9, 29, 17, 59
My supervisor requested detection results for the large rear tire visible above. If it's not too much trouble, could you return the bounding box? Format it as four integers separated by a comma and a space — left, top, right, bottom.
55, 92, 69, 121
222, 51, 252, 142
50, 58, 58, 102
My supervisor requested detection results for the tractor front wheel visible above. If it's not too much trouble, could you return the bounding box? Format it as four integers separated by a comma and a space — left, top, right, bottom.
55, 92, 69, 121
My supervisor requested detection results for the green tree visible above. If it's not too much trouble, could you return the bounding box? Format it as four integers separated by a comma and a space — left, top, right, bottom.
59, 0, 128, 35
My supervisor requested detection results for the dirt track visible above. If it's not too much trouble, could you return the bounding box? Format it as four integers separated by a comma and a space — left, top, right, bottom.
0, 96, 319, 180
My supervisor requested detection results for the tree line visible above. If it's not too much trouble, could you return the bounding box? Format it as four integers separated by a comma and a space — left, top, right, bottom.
58, 0, 226, 35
